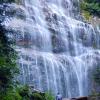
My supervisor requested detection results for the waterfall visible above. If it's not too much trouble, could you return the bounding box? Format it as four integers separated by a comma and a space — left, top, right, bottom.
1, 0, 100, 98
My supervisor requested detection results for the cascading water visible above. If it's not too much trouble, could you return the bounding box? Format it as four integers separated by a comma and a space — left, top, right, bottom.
1, 0, 100, 98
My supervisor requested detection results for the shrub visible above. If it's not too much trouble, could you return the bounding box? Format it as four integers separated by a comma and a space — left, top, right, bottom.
45, 92, 55, 100
80, 0, 100, 18
31, 92, 44, 100
0, 88, 22, 100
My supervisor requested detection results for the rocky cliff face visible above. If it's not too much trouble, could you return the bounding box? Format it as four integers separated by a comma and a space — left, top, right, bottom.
0, 0, 100, 98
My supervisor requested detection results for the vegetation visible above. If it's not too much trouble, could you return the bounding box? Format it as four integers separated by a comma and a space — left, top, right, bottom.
0, 21, 54, 100
45, 92, 55, 100
93, 66, 100, 85
0, 0, 55, 99
80, 0, 100, 20
0, 25, 18, 92
90, 66, 100, 99
0, 84, 54, 100
0, 0, 21, 4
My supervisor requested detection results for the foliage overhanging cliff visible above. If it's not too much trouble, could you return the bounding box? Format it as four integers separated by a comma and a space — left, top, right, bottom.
80, 0, 100, 21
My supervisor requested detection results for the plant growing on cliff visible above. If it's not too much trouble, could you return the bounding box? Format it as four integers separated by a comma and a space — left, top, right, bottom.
93, 66, 100, 85
0, 24, 55, 100
80, 0, 100, 20
45, 92, 54, 100
0, 25, 19, 92
90, 66, 100, 99
0, 0, 21, 4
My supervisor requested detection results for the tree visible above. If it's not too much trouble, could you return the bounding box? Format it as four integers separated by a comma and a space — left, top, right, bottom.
0, 24, 19, 93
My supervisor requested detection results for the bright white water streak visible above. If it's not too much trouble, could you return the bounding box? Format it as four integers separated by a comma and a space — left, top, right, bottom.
2, 0, 100, 98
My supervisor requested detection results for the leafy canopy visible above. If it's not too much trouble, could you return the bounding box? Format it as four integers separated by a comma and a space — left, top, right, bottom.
81, 0, 100, 17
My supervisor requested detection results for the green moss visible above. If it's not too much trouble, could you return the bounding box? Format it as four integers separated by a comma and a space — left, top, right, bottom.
82, 10, 91, 21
